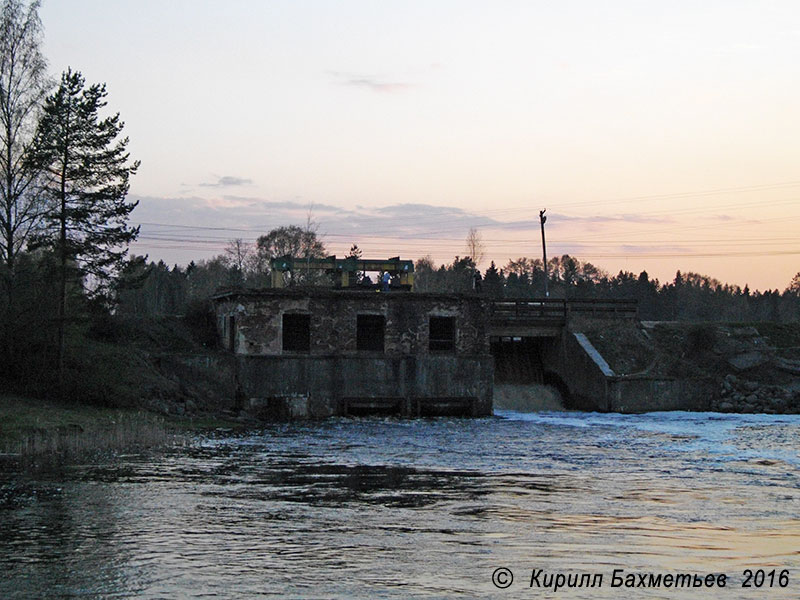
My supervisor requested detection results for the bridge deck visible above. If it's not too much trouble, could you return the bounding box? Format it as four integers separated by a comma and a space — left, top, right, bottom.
490, 298, 637, 337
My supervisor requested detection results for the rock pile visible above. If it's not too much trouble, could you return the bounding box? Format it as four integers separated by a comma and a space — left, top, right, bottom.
714, 374, 799, 414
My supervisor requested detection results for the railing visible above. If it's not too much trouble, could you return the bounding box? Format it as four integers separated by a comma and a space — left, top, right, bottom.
491, 299, 568, 324
566, 299, 638, 319
491, 298, 638, 326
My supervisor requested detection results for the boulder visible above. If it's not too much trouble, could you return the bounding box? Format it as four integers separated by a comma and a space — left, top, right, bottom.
728, 352, 769, 371
771, 397, 786, 410
776, 357, 800, 375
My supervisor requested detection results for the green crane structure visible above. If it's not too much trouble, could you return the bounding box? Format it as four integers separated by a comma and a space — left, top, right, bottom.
270, 255, 415, 290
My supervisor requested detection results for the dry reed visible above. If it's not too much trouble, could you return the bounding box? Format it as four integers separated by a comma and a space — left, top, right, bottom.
2, 411, 175, 457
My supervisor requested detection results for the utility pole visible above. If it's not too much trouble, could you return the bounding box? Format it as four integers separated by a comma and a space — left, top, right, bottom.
539, 208, 549, 297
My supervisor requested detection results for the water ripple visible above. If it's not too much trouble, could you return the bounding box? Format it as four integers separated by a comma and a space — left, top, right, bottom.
1, 410, 798, 598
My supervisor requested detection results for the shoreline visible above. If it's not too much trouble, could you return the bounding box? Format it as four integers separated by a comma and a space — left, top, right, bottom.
0, 394, 247, 458
4, 371, 799, 459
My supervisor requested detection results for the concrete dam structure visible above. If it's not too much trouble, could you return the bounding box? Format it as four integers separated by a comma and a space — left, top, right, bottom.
213, 285, 696, 419
214, 288, 493, 418
490, 298, 715, 412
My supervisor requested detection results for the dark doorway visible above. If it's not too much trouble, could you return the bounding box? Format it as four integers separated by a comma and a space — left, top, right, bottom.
227, 315, 236, 351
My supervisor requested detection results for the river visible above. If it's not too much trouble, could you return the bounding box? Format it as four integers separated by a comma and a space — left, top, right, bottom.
1, 410, 798, 599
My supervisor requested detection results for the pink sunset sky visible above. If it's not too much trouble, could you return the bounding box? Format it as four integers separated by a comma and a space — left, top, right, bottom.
41, 0, 800, 291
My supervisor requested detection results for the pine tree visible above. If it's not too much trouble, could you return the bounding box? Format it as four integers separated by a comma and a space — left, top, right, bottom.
31, 68, 139, 381
346, 243, 363, 285
483, 261, 504, 298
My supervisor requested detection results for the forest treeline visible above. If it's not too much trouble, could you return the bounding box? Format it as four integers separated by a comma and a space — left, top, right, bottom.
116, 235, 800, 324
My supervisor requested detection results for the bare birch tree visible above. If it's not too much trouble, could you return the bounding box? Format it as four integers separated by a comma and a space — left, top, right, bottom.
0, 0, 48, 277
0, 0, 48, 361
223, 238, 254, 273
465, 227, 485, 267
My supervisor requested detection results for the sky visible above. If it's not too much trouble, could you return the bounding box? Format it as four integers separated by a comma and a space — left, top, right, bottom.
39, 0, 800, 291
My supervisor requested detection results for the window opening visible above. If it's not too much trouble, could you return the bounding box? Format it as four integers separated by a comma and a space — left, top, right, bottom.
357, 314, 385, 352
283, 313, 310, 352
429, 316, 456, 352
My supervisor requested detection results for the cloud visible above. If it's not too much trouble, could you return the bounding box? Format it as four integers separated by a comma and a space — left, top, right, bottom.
129, 194, 686, 269
132, 196, 674, 244
220, 196, 343, 214
545, 213, 673, 227
330, 71, 413, 94
492, 213, 673, 232
713, 42, 762, 56
374, 203, 470, 217
199, 175, 253, 188
345, 78, 413, 93
620, 244, 689, 255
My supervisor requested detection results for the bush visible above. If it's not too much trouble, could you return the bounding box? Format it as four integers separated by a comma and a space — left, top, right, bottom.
686, 324, 717, 357
183, 298, 218, 348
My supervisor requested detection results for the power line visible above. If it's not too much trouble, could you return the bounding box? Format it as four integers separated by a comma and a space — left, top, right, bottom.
134, 179, 800, 238
130, 176, 800, 268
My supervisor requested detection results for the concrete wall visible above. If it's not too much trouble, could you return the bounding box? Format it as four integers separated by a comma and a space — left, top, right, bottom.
215, 290, 716, 416
238, 354, 494, 418
216, 289, 490, 357
543, 329, 716, 413
215, 289, 493, 419
541, 330, 611, 411
607, 376, 715, 412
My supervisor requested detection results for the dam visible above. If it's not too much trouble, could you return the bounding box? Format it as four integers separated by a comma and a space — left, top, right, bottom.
213, 280, 656, 419
214, 288, 494, 418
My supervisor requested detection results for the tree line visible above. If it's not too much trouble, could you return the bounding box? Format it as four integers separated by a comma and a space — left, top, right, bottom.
116, 226, 800, 324
0, 0, 138, 393
418, 255, 799, 322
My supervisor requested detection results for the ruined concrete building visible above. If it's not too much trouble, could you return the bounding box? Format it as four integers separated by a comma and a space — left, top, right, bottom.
214, 288, 493, 418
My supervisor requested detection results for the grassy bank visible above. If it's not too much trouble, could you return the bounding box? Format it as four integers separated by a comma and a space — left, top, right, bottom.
0, 395, 243, 457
